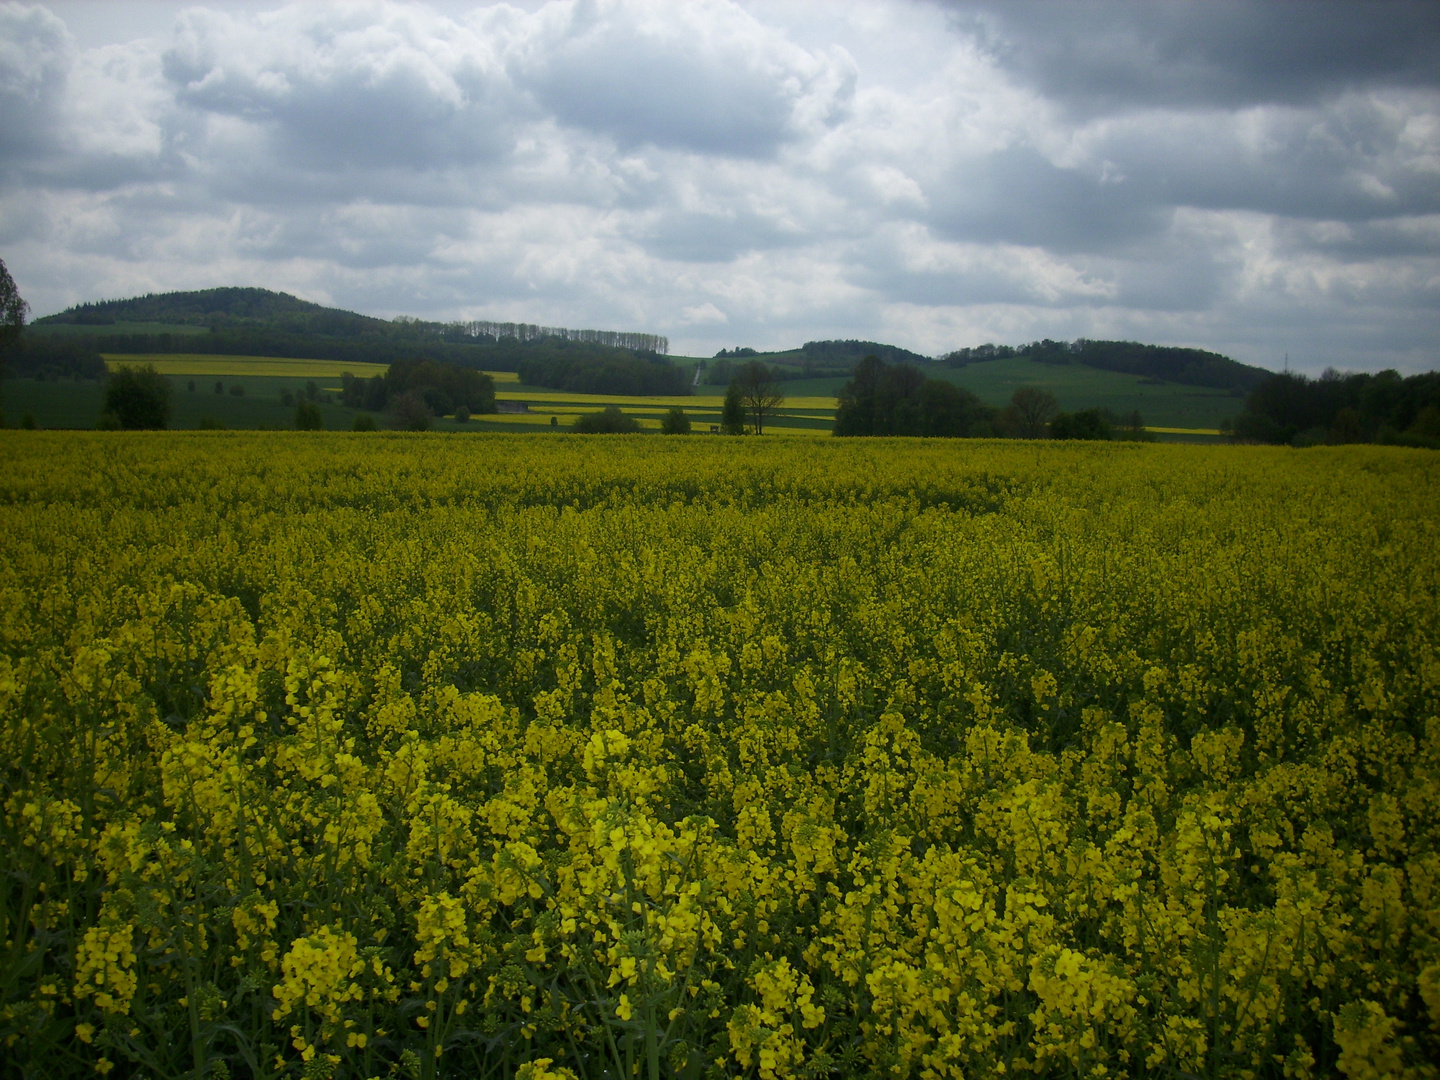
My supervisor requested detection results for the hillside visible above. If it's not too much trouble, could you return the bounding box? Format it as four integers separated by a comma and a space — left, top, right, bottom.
944, 338, 1270, 393
34, 287, 387, 335
28, 288, 672, 378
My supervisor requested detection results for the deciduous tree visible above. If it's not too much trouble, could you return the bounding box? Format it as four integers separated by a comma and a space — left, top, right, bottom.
1003, 386, 1060, 438
735, 360, 784, 434
721, 382, 746, 435
103, 365, 171, 429
660, 406, 691, 434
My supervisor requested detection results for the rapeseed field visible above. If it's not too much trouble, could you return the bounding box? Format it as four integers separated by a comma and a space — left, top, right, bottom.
1, 432, 1436, 1080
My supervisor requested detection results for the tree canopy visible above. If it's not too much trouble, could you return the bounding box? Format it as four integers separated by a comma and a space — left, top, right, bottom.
102, 365, 171, 429
734, 361, 785, 435
572, 405, 641, 434
1231, 368, 1440, 447
342, 359, 495, 417
518, 343, 690, 396
833, 355, 995, 438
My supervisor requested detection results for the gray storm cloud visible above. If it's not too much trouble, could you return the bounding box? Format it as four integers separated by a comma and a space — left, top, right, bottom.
0, 0, 1435, 372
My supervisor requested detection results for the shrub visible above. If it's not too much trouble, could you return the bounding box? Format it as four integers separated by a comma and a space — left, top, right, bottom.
103, 364, 171, 429
295, 400, 323, 430
1050, 408, 1114, 440
572, 405, 641, 433
660, 406, 691, 434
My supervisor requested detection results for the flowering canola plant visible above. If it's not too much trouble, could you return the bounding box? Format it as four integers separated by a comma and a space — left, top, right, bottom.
0, 431, 1437, 1079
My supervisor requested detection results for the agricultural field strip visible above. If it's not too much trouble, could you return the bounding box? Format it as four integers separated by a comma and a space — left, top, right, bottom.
104, 354, 391, 379
494, 390, 840, 410
479, 413, 833, 434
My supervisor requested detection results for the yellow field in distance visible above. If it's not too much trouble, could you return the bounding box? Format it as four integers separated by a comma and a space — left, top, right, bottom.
103, 355, 390, 378
482, 411, 831, 435
494, 389, 838, 409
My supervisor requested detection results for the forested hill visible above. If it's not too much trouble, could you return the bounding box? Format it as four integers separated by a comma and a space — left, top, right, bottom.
35, 287, 387, 335
29, 287, 671, 376
799, 339, 931, 368
944, 338, 1270, 392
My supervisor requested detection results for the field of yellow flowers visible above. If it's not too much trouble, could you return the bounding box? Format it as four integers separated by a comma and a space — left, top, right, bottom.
1, 431, 1437, 1080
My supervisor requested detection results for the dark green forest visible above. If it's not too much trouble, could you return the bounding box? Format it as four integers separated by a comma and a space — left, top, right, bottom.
833, 355, 998, 437
515, 341, 692, 396
1231, 368, 1440, 446
0, 336, 108, 380
340, 359, 496, 419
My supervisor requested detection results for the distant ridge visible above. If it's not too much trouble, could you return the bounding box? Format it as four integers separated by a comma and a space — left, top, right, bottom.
28, 286, 673, 377
943, 338, 1271, 393
37, 287, 666, 351
35, 287, 379, 331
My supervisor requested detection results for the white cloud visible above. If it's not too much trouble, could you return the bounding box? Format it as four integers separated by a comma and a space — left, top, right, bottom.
681, 302, 727, 325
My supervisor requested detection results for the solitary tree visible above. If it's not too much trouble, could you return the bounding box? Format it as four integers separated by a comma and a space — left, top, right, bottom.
103, 364, 171, 429
295, 400, 323, 430
660, 406, 691, 434
735, 360, 784, 434
721, 382, 746, 435
1003, 386, 1060, 438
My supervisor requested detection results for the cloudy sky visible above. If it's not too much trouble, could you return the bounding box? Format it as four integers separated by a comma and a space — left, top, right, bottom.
2, 0, 1438, 371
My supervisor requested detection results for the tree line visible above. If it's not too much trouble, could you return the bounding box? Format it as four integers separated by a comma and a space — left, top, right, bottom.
516, 341, 692, 396
1230, 368, 1440, 447
447, 321, 667, 355
340, 360, 495, 428
0, 336, 108, 381
833, 355, 1150, 441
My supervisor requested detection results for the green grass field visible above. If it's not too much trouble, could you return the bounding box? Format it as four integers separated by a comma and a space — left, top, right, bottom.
782, 357, 1243, 431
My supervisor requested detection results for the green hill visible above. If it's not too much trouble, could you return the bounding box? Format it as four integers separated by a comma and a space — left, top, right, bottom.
945, 338, 1270, 393
28, 288, 673, 378
34, 287, 387, 335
